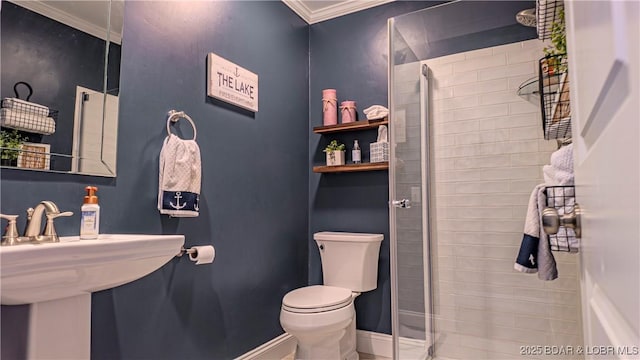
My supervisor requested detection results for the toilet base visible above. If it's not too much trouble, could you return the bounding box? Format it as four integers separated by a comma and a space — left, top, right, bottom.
293, 315, 358, 360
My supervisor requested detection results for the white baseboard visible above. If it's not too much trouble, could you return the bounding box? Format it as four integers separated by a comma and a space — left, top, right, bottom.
356, 330, 393, 358
236, 330, 424, 360
357, 330, 430, 360
235, 333, 296, 360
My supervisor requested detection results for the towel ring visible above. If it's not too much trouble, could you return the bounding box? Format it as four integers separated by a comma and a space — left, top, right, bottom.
166, 110, 197, 141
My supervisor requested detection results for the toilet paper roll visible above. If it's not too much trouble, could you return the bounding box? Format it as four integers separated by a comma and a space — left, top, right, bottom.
188, 245, 215, 265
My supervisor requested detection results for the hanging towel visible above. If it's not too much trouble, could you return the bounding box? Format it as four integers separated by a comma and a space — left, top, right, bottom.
0, 108, 56, 135
363, 105, 389, 120
158, 134, 201, 217
514, 184, 558, 280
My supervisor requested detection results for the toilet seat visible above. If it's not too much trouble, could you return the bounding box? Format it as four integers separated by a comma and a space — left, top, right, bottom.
282, 285, 353, 314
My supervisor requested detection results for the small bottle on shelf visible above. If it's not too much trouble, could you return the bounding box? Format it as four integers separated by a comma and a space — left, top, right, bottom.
352, 140, 361, 164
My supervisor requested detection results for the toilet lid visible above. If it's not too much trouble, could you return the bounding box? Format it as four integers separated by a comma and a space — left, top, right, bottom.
282, 285, 352, 313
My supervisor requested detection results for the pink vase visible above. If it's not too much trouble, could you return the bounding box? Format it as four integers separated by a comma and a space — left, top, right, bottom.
340, 100, 357, 124
322, 89, 337, 126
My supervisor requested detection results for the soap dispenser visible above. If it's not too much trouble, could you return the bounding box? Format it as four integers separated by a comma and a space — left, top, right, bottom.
352, 140, 361, 164
80, 186, 100, 239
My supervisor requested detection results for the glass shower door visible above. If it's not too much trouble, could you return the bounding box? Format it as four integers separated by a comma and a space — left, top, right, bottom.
389, 2, 584, 359
388, 17, 433, 360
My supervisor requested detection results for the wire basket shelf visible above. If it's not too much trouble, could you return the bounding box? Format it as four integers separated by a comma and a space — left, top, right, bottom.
538, 54, 571, 140
545, 185, 578, 252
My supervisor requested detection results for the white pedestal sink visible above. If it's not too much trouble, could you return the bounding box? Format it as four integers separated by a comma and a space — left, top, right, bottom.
0, 234, 185, 359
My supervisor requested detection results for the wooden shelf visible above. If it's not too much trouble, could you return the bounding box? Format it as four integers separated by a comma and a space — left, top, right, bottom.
313, 162, 388, 173
313, 117, 388, 134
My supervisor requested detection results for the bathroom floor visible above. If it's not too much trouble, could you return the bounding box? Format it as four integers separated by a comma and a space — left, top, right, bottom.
282, 352, 390, 360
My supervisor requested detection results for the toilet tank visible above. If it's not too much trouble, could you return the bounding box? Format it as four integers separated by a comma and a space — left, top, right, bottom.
314, 232, 384, 292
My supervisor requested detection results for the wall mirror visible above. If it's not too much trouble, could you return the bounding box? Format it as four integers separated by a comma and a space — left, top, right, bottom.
0, 0, 123, 177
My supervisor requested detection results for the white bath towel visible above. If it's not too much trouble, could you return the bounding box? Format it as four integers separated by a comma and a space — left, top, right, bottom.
158, 134, 201, 217
514, 184, 558, 280
363, 105, 389, 120
0, 108, 56, 135
543, 165, 574, 186
2, 97, 50, 117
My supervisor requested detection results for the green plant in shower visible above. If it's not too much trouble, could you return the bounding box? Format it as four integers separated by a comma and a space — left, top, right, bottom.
542, 7, 567, 74
323, 140, 345, 163
0, 129, 26, 162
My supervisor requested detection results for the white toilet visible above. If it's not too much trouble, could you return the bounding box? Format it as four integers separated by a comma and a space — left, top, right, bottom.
280, 231, 383, 360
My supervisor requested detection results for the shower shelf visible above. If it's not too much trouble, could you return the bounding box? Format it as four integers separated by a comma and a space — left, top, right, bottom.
313, 162, 388, 173
313, 117, 388, 134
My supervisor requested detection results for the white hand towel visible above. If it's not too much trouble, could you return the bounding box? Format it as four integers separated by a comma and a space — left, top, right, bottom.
514, 184, 558, 280
0, 108, 56, 135
363, 105, 389, 120
158, 134, 201, 217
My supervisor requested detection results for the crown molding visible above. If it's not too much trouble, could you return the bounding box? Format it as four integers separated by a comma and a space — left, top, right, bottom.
282, 0, 395, 24
8, 0, 122, 44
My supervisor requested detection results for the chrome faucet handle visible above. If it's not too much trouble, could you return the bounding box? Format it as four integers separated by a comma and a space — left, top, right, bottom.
0, 214, 21, 246
42, 211, 74, 242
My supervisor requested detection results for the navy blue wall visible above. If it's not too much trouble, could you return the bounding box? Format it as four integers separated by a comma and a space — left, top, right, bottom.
1, 1, 308, 359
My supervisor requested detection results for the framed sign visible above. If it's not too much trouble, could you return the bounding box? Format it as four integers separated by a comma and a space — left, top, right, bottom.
18, 142, 50, 170
207, 53, 258, 112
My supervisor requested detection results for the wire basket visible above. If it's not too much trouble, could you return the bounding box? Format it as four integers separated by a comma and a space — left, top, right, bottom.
536, 0, 564, 40
0, 98, 58, 135
538, 54, 571, 140
545, 185, 578, 252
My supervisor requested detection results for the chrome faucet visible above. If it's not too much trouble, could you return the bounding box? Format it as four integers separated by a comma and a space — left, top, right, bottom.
0, 201, 72, 246
24, 201, 61, 238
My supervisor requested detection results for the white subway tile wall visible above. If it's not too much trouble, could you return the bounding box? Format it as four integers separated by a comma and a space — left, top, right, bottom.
392, 39, 583, 360
426, 40, 584, 360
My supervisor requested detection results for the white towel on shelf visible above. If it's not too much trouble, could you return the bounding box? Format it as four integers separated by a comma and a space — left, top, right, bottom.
158, 134, 201, 217
543, 165, 574, 186
544, 143, 574, 202
543, 143, 579, 252
2, 97, 50, 116
0, 108, 56, 135
514, 184, 558, 280
363, 105, 389, 120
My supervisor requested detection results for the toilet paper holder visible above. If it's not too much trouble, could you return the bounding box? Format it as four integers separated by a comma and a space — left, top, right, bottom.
175, 245, 216, 265
176, 246, 197, 257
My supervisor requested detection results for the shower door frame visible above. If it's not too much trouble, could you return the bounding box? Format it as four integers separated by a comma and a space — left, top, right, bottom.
388, 17, 435, 360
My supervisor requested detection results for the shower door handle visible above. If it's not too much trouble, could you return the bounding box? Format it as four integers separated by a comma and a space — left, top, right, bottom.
391, 199, 411, 209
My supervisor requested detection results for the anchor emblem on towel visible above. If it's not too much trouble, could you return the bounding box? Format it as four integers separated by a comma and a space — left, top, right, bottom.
170, 192, 187, 210
529, 254, 536, 266
194, 195, 200, 211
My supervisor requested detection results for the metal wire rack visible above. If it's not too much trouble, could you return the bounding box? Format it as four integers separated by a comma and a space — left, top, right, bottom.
0, 99, 58, 135
536, 0, 564, 40
545, 185, 578, 252
538, 54, 571, 140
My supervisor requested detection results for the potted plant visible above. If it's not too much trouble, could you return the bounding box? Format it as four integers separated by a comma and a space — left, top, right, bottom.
323, 140, 345, 166
542, 8, 567, 76
0, 129, 26, 167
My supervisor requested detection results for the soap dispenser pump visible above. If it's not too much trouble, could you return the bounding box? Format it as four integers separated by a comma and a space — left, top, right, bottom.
352, 140, 361, 164
80, 186, 100, 239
